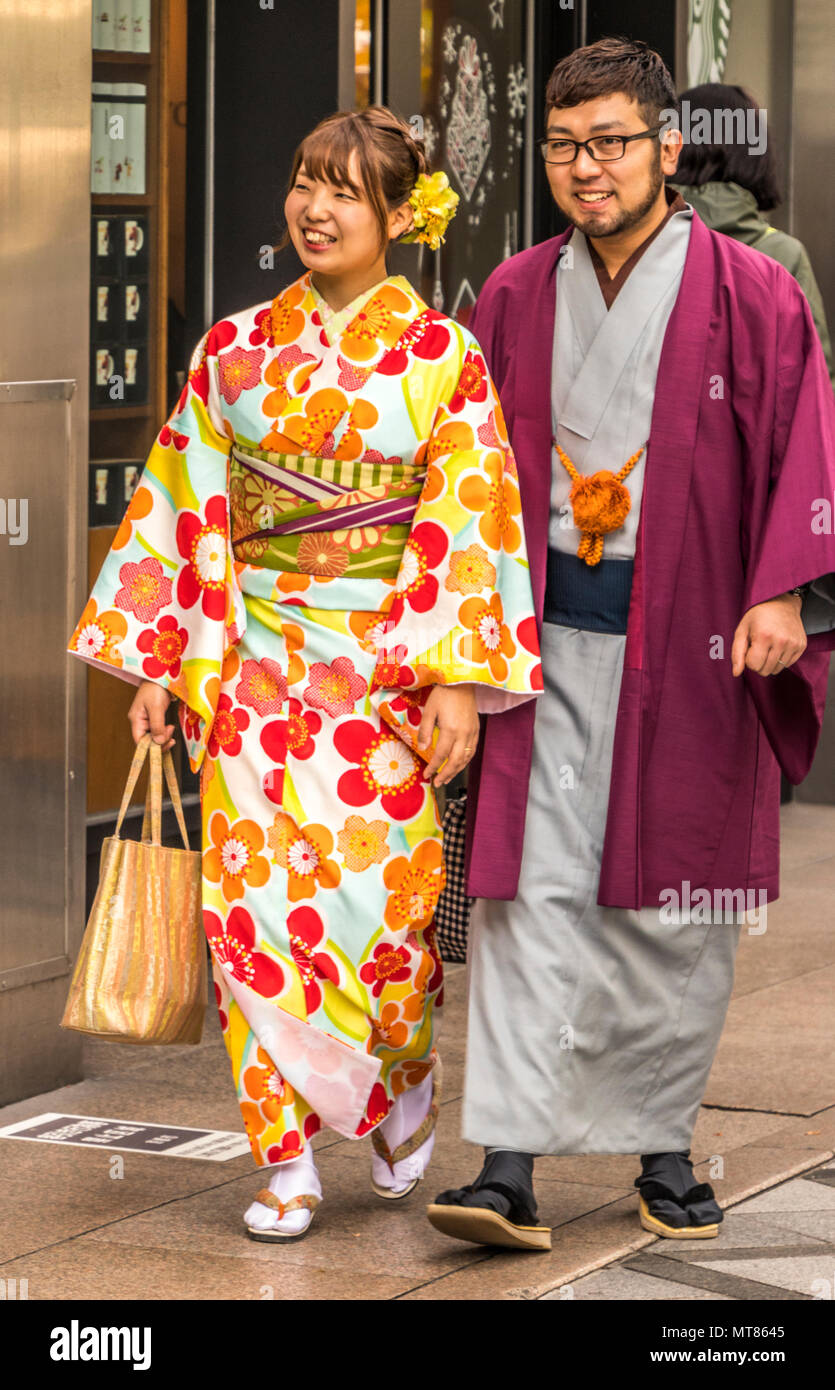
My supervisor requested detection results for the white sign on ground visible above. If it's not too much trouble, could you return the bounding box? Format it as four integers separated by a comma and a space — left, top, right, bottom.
0, 1112, 250, 1160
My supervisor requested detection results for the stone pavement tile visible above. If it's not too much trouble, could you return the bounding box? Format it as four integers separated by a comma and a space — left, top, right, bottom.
643, 1210, 833, 1261
396, 1193, 659, 1300
0, 1238, 415, 1300
747, 1106, 835, 1150
729, 1176, 835, 1214
0, 1039, 246, 1136
80, 1176, 489, 1281
730, 856, 835, 1000
757, 1212, 835, 1242
525, 1152, 639, 1190
703, 965, 835, 1114
805, 1164, 835, 1185
546, 1265, 733, 1300
433, 965, 466, 1084
704, 1146, 834, 1210
0, 1071, 249, 1138
0, 1139, 254, 1263
689, 1107, 801, 1159
699, 1253, 834, 1298
79, 1001, 226, 1077
325, 1138, 630, 1230
622, 1251, 809, 1300
776, 803, 835, 873
340, 1094, 635, 1218
321, 1097, 632, 1228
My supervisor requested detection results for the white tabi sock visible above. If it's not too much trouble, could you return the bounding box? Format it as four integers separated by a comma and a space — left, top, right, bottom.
371, 1072, 436, 1193
244, 1142, 322, 1235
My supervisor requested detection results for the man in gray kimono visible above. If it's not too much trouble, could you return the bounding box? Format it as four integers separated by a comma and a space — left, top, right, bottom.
427, 38, 834, 1252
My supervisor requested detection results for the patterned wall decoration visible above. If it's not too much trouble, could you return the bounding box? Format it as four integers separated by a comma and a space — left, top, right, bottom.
406, 0, 527, 322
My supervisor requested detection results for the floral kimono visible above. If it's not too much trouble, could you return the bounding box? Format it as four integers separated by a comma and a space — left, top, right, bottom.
68, 271, 540, 1166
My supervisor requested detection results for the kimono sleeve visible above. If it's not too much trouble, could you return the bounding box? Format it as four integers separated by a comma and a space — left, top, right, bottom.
67, 327, 246, 773
741, 276, 835, 781
370, 329, 542, 736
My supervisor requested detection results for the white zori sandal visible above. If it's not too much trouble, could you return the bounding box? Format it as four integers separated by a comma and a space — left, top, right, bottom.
244, 1144, 322, 1243
371, 1062, 442, 1200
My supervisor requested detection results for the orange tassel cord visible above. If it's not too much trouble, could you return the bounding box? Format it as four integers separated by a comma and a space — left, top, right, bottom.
553, 440, 646, 566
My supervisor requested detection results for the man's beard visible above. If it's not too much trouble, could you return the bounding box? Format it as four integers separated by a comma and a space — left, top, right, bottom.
565, 157, 665, 238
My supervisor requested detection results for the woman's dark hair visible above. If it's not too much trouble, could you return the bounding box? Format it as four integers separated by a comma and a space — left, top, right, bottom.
276, 106, 428, 253
672, 84, 781, 210
544, 36, 679, 129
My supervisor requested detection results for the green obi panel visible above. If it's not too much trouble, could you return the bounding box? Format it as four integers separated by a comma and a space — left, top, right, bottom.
229, 445, 426, 579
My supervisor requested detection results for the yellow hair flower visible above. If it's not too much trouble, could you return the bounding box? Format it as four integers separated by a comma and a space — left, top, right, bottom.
402, 171, 460, 251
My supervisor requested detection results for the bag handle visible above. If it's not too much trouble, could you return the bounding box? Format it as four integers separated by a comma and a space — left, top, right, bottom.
141, 744, 191, 850
139, 741, 163, 844
116, 733, 191, 850
115, 733, 154, 839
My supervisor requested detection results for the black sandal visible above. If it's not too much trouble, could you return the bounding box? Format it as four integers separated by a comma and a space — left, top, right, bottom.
427, 1151, 551, 1252
635, 1151, 723, 1240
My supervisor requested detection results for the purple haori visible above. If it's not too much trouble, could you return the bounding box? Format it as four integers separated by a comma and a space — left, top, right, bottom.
465, 213, 835, 909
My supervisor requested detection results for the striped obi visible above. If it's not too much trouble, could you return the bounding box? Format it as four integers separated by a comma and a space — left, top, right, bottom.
229, 444, 426, 580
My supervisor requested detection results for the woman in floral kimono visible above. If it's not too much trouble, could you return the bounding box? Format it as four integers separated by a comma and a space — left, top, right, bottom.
68, 107, 540, 1241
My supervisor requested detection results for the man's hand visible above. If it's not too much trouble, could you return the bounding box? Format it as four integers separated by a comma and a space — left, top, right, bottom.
418, 685, 480, 788
731, 593, 806, 678
128, 679, 176, 750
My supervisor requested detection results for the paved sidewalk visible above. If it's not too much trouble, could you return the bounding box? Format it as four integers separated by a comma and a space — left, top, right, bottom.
542, 1160, 835, 1300
0, 802, 832, 1300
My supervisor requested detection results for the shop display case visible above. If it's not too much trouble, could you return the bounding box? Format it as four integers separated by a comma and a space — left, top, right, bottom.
86, 0, 197, 826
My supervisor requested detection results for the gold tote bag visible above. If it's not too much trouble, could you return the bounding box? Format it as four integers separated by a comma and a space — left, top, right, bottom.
61, 733, 206, 1044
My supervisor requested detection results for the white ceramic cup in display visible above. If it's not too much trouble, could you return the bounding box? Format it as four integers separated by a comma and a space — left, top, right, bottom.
125, 220, 144, 255
95, 469, 109, 505
124, 348, 138, 385
124, 466, 139, 499
96, 220, 111, 256
96, 285, 110, 321
96, 349, 115, 385
125, 284, 140, 321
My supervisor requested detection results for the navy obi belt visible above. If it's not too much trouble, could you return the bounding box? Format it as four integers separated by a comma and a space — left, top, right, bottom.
543, 547, 633, 636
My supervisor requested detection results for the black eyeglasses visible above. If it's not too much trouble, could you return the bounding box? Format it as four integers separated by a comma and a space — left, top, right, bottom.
539, 125, 664, 164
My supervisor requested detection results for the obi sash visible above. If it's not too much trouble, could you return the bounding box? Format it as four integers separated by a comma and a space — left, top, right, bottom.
543, 546, 633, 635
229, 445, 426, 579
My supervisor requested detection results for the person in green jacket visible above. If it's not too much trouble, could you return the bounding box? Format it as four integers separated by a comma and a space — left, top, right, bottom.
672, 83, 834, 388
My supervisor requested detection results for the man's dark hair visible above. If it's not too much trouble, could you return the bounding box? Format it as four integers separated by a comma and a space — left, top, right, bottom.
672, 84, 781, 210
545, 36, 679, 129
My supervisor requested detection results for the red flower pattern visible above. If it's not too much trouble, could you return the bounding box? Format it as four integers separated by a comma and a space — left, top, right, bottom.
136, 614, 188, 679
395, 520, 449, 614
187, 319, 236, 404
203, 906, 284, 997
175, 494, 228, 620
158, 424, 189, 451
360, 942, 412, 999
286, 905, 339, 1015
448, 348, 488, 413
334, 719, 425, 822
207, 692, 251, 758
355, 1081, 393, 1135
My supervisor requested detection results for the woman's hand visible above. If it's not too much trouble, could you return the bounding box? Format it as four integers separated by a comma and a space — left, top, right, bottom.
128, 680, 176, 751
417, 685, 480, 788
